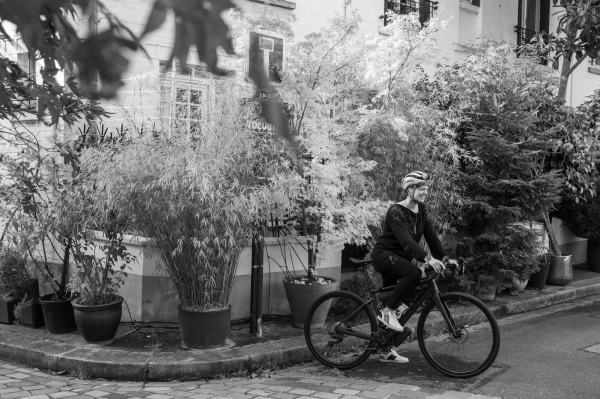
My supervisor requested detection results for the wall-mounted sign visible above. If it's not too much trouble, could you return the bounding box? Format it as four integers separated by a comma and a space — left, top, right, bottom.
245, 29, 286, 85
242, 98, 294, 134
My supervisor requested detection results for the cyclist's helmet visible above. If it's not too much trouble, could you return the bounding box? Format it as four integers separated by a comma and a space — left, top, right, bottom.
401, 171, 433, 191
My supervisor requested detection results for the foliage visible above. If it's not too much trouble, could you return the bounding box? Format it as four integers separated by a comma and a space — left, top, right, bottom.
68, 231, 134, 306
459, 225, 540, 282
0, 248, 33, 303
431, 42, 556, 277
338, 272, 371, 299
80, 85, 286, 311
356, 13, 467, 251
550, 0, 600, 99
0, 146, 73, 299
273, 13, 387, 281
559, 181, 600, 242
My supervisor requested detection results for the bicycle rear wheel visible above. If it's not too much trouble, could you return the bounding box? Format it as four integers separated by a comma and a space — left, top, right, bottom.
304, 290, 377, 370
417, 293, 500, 378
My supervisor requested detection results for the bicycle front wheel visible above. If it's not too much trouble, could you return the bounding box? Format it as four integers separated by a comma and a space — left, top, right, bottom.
304, 290, 377, 370
417, 293, 500, 378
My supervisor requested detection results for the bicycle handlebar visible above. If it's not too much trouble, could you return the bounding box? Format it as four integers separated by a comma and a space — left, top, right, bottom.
423, 257, 465, 283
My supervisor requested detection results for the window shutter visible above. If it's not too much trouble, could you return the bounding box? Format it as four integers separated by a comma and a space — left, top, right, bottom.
540, 0, 550, 34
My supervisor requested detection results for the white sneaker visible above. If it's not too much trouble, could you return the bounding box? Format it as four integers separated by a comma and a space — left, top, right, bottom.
377, 308, 404, 332
380, 348, 409, 363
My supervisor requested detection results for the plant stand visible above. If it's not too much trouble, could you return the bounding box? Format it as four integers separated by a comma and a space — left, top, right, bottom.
283, 277, 338, 328
588, 240, 600, 273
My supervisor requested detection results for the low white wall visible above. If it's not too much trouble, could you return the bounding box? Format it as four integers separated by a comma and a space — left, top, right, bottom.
34, 234, 342, 322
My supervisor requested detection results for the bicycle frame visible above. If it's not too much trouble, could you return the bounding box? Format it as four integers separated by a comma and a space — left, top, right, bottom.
334, 265, 460, 343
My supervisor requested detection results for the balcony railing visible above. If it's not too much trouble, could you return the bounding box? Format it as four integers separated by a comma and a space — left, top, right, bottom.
515, 25, 538, 47
383, 0, 439, 26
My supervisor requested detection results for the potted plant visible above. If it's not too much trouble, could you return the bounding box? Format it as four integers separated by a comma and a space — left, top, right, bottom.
528, 253, 552, 290
67, 230, 134, 342
0, 144, 80, 333
80, 86, 284, 349
559, 189, 600, 272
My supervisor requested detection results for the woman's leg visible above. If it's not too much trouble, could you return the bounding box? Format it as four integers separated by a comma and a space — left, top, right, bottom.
374, 253, 422, 310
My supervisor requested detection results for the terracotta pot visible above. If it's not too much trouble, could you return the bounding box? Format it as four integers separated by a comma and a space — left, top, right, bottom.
283, 277, 338, 328
528, 257, 550, 290
473, 276, 498, 301
546, 254, 573, 286
18, 301, 45, 328
511, 278, 528, 293
0, 300, 16, 324
587, 240, 600, 273
72, 296, 123, 342
39, 294, 77, 334
178, 305, 231, 349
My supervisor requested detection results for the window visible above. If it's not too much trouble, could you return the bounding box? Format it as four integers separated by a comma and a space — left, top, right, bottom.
16, 52, 37, 113
515, 0, 550, 47
383, 0, 438, 26
160, 62, 211, 139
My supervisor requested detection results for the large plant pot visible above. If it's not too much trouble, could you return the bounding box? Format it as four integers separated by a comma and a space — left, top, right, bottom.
178, 305, 231, 349
473, 276, 498, 301
39, 294, 78, 334
546, 254, 573, 286
18, 301, 45, 328
511, 278, 528, 293
283, 277, 339, 328
528, 258, 550, 290
588, 240, 600, 273
72, 297, 123, 342
0, 300, 16, 324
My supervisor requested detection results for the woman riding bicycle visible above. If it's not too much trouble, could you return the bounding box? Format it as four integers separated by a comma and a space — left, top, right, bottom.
372, 171, 455, 363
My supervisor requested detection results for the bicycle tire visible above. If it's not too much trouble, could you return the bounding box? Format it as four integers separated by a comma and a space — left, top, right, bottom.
304, 290, 377, 370
417, 292, 500, 378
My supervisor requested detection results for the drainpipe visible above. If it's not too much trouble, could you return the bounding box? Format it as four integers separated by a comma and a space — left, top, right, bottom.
87, 0, 100, 138
344, 0, 352, 20
250, 225, 264, 337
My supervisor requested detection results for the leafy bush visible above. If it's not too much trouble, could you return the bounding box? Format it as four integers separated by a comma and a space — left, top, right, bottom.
559, 184, 600, 242
431, 42, 559, 281
81, 84, 286, 311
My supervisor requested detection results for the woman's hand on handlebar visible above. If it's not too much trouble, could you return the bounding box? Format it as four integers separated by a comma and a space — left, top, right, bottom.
427, 257, 446, 274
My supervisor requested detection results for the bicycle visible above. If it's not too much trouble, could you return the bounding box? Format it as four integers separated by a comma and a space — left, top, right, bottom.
303, 257, 500, 378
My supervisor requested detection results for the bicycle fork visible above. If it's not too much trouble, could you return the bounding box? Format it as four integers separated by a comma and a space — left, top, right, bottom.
432, 293, 461, 339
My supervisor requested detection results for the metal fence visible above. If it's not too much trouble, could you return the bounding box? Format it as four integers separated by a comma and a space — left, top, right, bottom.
384, 0, 439, 26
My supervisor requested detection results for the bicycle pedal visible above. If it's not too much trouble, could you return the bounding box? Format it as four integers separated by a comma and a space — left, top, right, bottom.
393, 327, 414, 347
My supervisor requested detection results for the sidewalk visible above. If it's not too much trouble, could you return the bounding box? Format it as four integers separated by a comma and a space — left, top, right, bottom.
0, 264, 598, 382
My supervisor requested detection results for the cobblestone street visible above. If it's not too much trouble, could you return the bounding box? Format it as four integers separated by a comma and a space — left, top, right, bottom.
0, 360, 499, 399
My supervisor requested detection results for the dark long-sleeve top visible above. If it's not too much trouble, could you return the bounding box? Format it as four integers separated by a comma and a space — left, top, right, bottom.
373, 203, 447, 263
